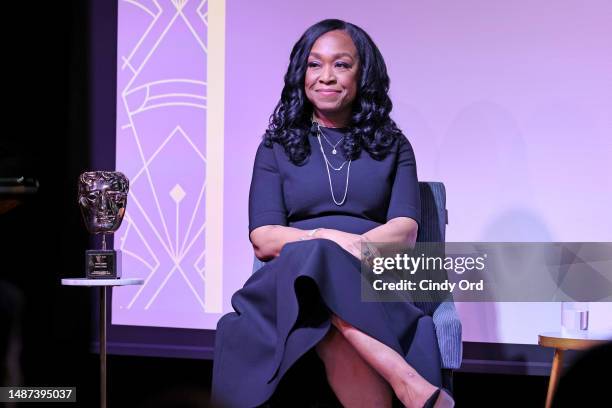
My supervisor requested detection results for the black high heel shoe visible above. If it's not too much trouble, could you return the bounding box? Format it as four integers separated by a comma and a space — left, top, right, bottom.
422, 388, 454, 408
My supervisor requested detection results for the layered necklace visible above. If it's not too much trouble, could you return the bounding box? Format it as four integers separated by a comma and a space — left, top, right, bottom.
313, 121, 351, 206
320, 130, 343, 155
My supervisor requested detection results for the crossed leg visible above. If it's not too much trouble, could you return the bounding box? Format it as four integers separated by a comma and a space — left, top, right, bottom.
316, 314, 453, 408
315, 325, 393, 407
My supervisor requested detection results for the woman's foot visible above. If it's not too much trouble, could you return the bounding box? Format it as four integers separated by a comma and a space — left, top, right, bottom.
423, 388, 454, 408
393, 372, 438, 408
394, 375, 454, 408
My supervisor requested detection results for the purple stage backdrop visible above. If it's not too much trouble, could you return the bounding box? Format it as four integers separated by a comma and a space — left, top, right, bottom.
113, 0, 612, 345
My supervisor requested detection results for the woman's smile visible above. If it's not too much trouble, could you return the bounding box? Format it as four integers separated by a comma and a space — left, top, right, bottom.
316, 89, 342, 97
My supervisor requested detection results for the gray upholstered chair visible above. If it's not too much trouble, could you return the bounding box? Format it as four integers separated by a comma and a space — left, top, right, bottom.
252, 181, 462, 392
412, 181, 462, 392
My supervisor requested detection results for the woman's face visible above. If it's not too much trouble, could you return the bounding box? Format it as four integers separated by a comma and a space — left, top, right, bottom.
305, 30, 359, 123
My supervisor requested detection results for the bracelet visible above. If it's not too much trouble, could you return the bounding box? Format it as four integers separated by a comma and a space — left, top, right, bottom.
308, 228, 321, 237
299, 228, 321, 241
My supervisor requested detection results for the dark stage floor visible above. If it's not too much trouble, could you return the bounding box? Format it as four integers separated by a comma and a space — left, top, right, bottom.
104, 354, 549, 408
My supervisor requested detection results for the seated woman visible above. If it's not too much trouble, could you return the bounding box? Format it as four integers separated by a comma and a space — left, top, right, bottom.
212, 19, 454, 408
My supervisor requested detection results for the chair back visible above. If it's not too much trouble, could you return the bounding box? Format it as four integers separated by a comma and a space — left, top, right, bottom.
414, 183, 462, 373
417, 181, 447, 243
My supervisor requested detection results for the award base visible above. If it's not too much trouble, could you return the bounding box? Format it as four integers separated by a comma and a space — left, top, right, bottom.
86, 249, 122, 279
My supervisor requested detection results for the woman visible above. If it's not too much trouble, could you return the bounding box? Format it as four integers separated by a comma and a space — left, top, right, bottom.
212, 19, 454, 408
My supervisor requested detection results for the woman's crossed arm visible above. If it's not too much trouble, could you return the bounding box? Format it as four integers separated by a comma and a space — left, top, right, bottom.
249, 217, 417, 262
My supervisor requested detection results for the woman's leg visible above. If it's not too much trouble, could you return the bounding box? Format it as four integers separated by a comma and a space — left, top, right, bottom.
330, 314, 453, 408
315, 325, 392, 408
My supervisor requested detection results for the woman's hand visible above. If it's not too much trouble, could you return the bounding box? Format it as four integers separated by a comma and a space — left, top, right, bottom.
316, 228, 366, 260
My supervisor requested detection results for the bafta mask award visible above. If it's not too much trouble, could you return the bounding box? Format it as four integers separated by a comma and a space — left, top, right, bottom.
78, 171, 129, 279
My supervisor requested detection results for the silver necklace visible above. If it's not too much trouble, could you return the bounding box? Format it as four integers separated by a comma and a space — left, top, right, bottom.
315, 123, 351, 206
321, 152, 349, 171
320, 128, 343, 155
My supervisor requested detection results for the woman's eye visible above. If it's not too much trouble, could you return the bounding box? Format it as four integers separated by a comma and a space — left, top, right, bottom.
307, 61, 320, 68
335, 62, 351, 69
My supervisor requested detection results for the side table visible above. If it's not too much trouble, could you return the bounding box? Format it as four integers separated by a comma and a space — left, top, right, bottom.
61, 278, 144, 408
538, 331, 612, 408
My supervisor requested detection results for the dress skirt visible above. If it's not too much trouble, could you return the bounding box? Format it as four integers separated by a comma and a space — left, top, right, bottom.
211, 238, 442, 408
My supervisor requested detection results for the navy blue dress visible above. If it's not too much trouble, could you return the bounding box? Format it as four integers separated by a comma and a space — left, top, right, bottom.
212, 128, 442, 407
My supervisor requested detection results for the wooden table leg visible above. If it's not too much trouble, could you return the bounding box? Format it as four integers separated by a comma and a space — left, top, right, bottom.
545, 348, 564, 408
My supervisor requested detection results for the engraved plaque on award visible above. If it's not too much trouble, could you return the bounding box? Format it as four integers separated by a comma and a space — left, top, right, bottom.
78, 171, 129, 279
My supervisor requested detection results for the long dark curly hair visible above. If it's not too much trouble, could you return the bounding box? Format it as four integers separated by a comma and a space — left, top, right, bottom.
263, 19, 404, 165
